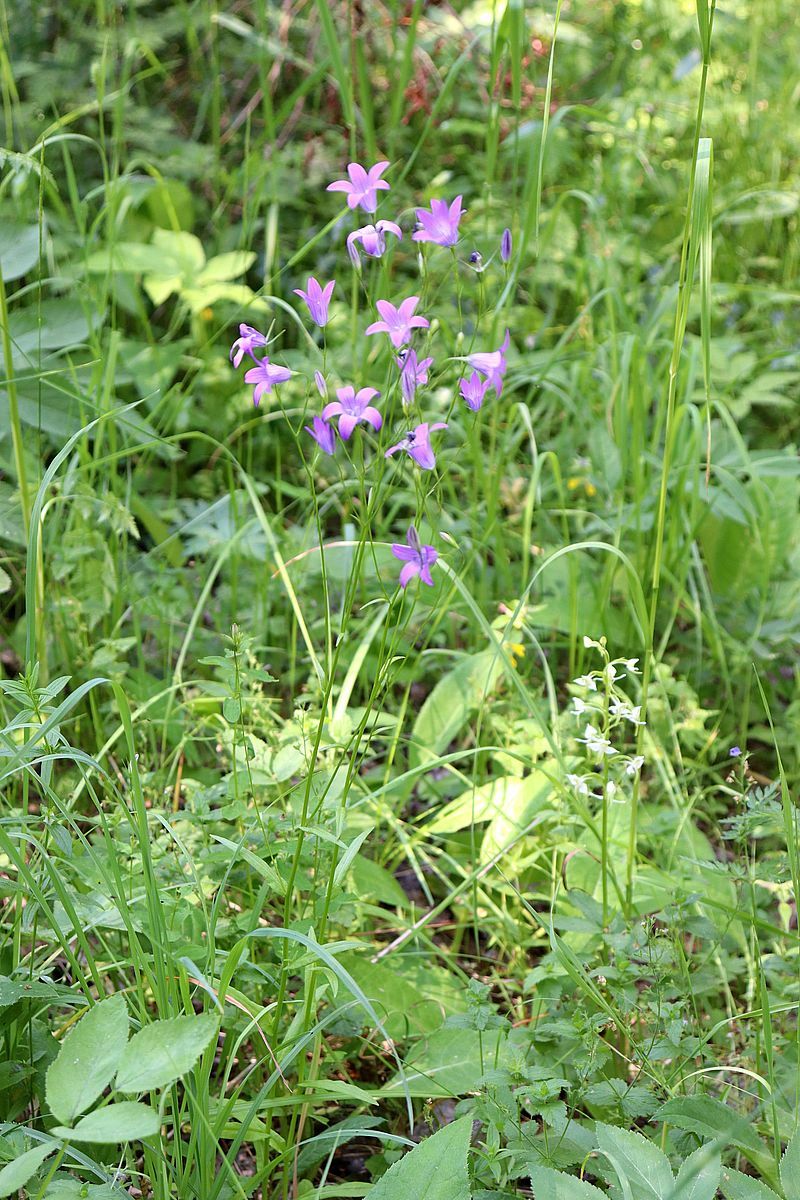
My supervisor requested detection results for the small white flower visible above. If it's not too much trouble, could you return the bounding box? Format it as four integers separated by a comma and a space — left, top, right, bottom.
606, 780, 619, 802
572, 696, 588, 716
583, 636, 594, 648
573, 674, 597, 691
624, 658, 640, 673
566, 773, 590, 795
609, 700, 644, 726
605, 663, 624, 684
626, 755, 645, 776
578, 723, 617, 757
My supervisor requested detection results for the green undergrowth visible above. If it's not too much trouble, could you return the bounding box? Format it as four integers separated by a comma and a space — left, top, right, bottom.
1, 1, 800, 1197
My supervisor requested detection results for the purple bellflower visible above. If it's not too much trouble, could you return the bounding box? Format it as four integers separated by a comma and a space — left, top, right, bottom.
385, 421, 447, 471
244, 358, 292, 406
397, 348, 433, 405
459, 370, 491, 411
314, 370, 327, 399
501, 228, 512, 263
327, 161, 390, 214
391, 526, 438, 588
230, 323, 267, 368
366, 297, 429, 349
322, 385, 382, 440
413, 196, 464, 247
347, 220, 402, 266
294, 277, 335, 327
466, 329, 510, 397
305, 415, 336, 455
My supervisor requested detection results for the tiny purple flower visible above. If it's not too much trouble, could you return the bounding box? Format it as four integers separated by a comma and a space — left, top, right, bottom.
322, 385, 382, 440
385, 421, 448, 471
230, 323, 267, 368
501, 228, 512, 263
293, 277, 335, 327
466, 329, 510, 398
396, 348, 433, 405
729, 746, 742, 757
327, 161, 390, 214
413, 196, 464, 247
304, 415, 336, 455
365, 297, 430, 349
459, 370, 491, 412
347, 220, 402, 266
244, 357, 292, 406
314, 370, 327, 399
391, 526, 438, 588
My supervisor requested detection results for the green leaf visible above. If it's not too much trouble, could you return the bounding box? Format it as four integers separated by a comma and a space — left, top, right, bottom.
46, 994, 129, 1125
411, 650, 504, 769
656, 1097, 771, 1177
197, 251, 256, 283
780, 1128, 800, 1200
668, 1147, 720, 1200
530, 1165, 607, 1198
595, 1123, 673, 1200
382, 1027, 507, 1097
52, 1100, 159, 1144
720, 1168, 781, 1200
0, 224, 41, 282
0, 1142, 55, 1198
365, 1115, 471, 1200
115, 1013, 217, 1093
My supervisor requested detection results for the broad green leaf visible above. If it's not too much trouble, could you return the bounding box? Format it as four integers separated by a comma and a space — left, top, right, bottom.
43, 1181, 122, 1199
365, 1114, 471, 1200
85, 242, 172, 274
427, 769, 551, 835
530, 1165, 607, 1198
669, 1147, 720, 1200
595, 1123, 673, 1200
780, 1128, 800, 1200
720, 1169, 781, 1200
0, 976, 79, 1009
151, 227, 205, 274
0, 1142, 55, 1198
411, 650, 504, 769
656, 1097, 771, 1176
46, 994, 129, 1125
382, 1027, 507, 1097
115, 1013, 217, 1093
0, 224, 41, 281
181, 282, 265, 312
197, 251, 256, 283
52, 1100, 159, 1143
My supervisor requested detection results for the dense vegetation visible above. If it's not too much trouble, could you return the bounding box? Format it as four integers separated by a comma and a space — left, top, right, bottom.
1, 1, 800, 1196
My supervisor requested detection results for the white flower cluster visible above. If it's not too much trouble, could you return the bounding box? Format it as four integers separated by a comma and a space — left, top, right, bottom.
563, 641, 645, 802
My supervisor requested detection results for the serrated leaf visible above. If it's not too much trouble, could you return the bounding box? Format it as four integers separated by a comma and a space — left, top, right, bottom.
46, 995, 129, 1125
656, 1097, 770, 1177
52, 1100, 159, 1143
668, 1147, 720, 1200
595, 1123, 673, 1200
780, 1128, 800, 1200
720, 1168, 781, 1200
365, 1115, 471, 1200
115, 1013, 217, 1093
530, 1165, 607, 1199
0, 1142, 55, 1198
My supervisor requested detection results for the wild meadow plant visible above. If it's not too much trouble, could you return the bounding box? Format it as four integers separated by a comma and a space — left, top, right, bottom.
3, 1, 800, 1196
